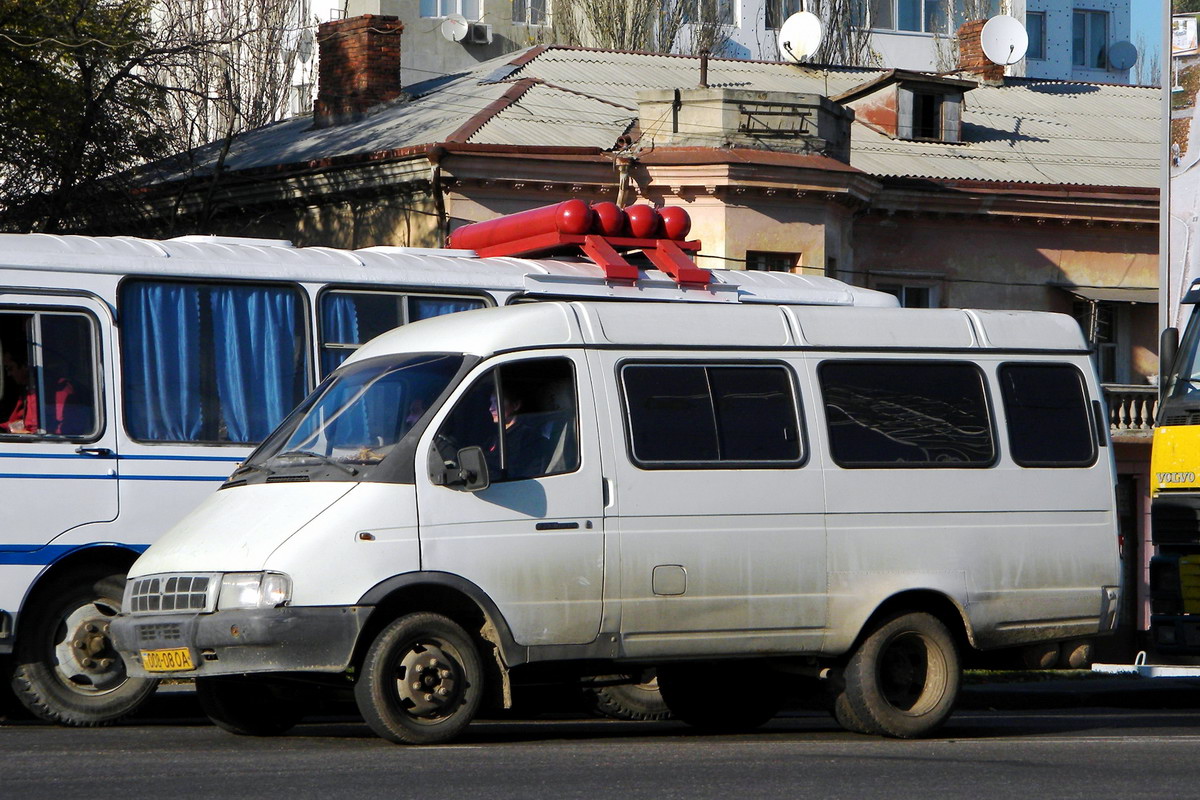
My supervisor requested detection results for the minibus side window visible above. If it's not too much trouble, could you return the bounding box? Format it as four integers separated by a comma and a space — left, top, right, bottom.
999, 363, 1096, 467
0, 310, 100, 440
621, 363, 803, 468
320, 291, 486, 374
121, 280, 308, 444
434, 358, 579, 483
819, 360, 994, 468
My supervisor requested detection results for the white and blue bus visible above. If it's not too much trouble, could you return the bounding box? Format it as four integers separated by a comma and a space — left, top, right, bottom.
0, 225, 894, 725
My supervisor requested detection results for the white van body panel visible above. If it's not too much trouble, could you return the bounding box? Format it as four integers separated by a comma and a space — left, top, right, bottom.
266, 484, 421, 608
413, 348, 607, 646
131, 484, 355, 575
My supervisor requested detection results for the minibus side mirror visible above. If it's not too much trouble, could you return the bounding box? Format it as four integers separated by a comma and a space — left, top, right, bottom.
433, 446, 490, 492
455, 446, 490, 492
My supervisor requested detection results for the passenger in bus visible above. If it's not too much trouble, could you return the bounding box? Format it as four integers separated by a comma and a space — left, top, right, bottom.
1, 348, 37, 434
0, 349, 88, 436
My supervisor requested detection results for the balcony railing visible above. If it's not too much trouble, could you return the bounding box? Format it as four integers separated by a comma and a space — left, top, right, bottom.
1103, 384, 1157, 435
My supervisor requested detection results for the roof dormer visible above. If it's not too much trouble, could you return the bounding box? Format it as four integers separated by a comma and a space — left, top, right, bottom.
834, 70, 976, 144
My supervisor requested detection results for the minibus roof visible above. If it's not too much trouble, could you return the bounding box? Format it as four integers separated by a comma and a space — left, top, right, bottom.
0, 233, 895, 308
347, 301, 1089, 364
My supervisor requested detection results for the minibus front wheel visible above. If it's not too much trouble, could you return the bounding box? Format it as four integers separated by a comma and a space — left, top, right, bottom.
841, 610, 960, 738
355, 612, 484, 745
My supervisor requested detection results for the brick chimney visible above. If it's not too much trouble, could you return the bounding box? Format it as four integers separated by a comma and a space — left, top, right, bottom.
314, 14, 404, 128
957, 19, 1004, 85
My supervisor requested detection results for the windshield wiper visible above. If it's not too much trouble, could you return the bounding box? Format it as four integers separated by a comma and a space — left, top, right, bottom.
230, 461, 275, 478
274, 449, 359, 476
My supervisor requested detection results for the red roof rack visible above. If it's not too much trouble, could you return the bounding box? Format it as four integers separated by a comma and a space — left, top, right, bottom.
447, 200, 710, 286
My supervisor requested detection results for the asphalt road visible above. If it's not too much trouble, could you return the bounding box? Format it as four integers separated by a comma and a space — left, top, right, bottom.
5, 705, 1200, 799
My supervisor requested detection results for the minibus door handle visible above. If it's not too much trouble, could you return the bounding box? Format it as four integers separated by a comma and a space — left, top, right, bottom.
75, 446, 114, 458
535, 521, 580, 531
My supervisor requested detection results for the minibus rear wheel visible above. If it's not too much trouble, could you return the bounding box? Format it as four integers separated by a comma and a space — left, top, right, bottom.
656, 662, 783, 732
196, 675, 305, 735
355, 612, 484, 745
841, 611, 960, 738
11, 567, 157, 726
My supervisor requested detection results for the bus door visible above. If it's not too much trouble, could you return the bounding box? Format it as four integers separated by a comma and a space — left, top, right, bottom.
0, 297, 118, 566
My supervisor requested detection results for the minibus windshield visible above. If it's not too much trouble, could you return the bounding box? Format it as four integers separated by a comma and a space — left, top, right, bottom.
248, 354, 463, 479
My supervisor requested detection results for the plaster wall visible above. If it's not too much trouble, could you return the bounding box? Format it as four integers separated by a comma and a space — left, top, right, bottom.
855, 214, 1157, 377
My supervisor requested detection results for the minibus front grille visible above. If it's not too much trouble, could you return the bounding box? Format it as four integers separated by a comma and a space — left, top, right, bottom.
266, 475, 311, 483
128, 574, 218, 614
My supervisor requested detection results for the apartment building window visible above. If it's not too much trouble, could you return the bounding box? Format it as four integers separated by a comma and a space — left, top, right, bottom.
1073, 298, 1126, 384
682, 0, 736, 26
513, 0, 547, 24
863, 0, 996, 33
765, 0, 800, 28
1027, 11, 1046, 59
1073, 10, 1108, 68
746, 251, 800, 272
420, 0, 480, 18
875, 281, 938, 307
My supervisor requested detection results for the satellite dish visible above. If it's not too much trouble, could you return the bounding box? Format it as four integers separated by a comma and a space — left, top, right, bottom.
440, 13, 469, 42
980, 15, 1028, 65
297, 30, 314, 64
779, 12, 823, 62
1109, 41, 1138, 70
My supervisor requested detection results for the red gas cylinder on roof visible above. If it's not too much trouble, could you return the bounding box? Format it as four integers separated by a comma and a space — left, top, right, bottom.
448, 200, 593, 251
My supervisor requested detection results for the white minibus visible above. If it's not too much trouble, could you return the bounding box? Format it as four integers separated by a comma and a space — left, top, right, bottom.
110, 300, 1122, 743
0, 216, 891, 725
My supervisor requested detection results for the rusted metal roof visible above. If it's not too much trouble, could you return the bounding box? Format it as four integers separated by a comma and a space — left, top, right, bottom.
166, 45, 1159, 191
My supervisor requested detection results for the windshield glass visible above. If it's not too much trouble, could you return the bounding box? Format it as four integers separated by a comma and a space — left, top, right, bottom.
246, 354, 463, 480
1165, 306, 1200, 408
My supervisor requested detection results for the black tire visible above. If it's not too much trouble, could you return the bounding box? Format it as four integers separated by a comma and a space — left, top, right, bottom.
196, 675, 305, 736
355, 612, 483, 745
656, 662, 783, 733
831, 691, 879, 735
587, 673, 671, 721
842, 611, 960, 739
11, 568, 157, 726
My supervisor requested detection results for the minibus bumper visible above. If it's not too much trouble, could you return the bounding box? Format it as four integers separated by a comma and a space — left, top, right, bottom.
110, 606, 370, 678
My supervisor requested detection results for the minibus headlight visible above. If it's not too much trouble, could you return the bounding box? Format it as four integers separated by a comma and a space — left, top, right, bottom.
218, 572, 291, 610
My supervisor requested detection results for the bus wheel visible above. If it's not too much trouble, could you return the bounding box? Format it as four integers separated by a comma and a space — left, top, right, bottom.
355, 612, 483, 745
586, 672, 671, 721
842, 611, 960, 738
657, 662, 782, 733
197, 676, 304, 736
11, 568, 157, 726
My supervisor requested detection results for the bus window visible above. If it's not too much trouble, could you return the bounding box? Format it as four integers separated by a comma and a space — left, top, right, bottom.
319, 291, 486, 375
120, 280, 308, 444
999, 363, 1096, 467
819, 360, 994, 468
0, 310, 99, 439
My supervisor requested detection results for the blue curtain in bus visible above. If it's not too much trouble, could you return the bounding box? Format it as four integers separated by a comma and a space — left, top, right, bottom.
409, 297, 484, 322
121, 283, 203, 441
320, 293, 360, 375
212, 286, 305, 443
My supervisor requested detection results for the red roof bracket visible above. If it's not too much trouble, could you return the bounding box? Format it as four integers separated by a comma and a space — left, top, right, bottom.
644, 239, 711, 286
580, 235, 639, 282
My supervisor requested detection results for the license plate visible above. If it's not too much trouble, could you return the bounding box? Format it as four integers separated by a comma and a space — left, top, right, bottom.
140, 647, 196, 672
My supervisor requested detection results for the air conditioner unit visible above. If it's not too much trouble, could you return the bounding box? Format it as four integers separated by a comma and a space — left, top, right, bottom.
467, 22, 493, 45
